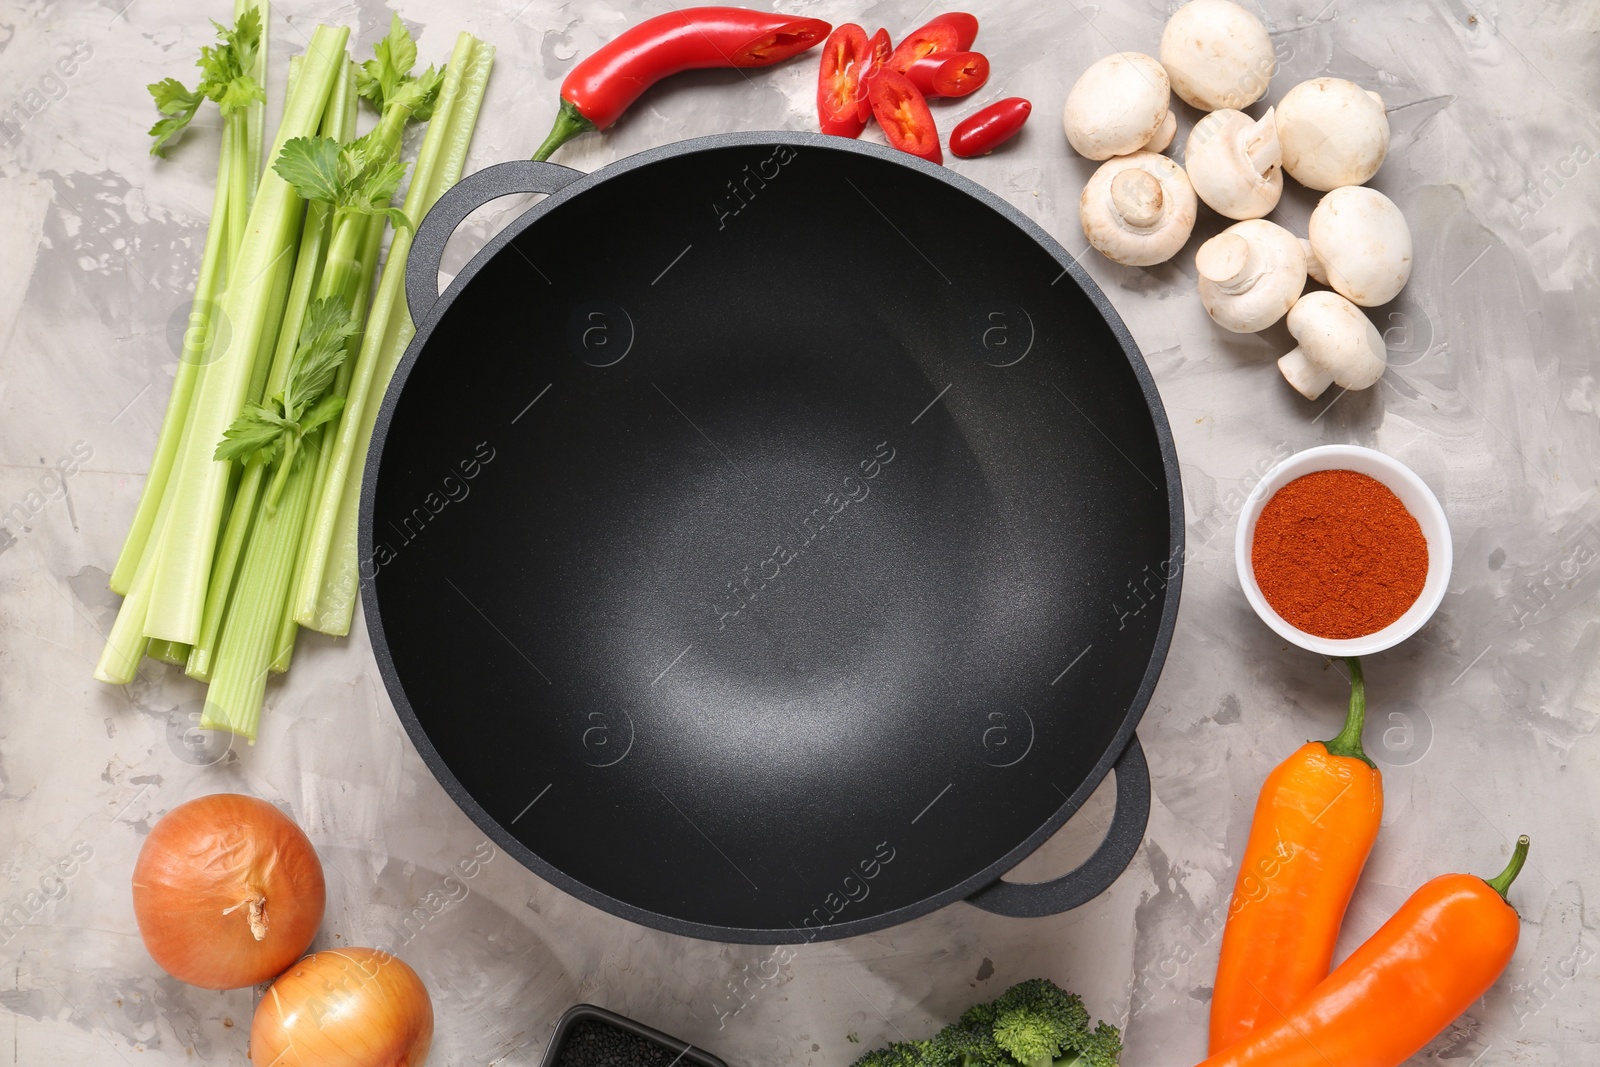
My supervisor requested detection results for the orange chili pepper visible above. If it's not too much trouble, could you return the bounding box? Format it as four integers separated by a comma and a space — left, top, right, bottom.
1209, 658, 1382, 1053
1195, 837, 1529, 1067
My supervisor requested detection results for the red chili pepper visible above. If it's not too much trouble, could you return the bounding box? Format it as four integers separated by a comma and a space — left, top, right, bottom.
863, 28, 892, 92
928, 11, 979, 49
815, 24, 889, 137
904, 51, 989, 98
888, 12, 978, 73
870, 71, 941, 164
534, 6, 832, 160
949, 97, 1032, 157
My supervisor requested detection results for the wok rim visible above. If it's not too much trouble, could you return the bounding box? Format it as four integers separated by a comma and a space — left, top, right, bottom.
360, 129, 1184, 943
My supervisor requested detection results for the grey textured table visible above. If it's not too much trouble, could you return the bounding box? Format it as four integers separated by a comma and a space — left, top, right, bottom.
1, 0, 1596, 1063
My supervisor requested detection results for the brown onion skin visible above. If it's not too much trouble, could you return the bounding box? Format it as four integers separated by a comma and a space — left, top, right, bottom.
132, 794, 325, 989
250, 948, 434, 1066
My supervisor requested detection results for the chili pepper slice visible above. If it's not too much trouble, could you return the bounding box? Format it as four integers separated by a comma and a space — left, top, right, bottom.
1195, 836, 1529, 1067
817, 23, 871, 137
888, 15, 967, 74
927, 11, 979, 50
535, 6, 832, 160
949, 97, 1031, 157
861, 27, 892, 108
904, 50, 989, 98
1208, 659, 1383, 1053
869, 70, 941, 164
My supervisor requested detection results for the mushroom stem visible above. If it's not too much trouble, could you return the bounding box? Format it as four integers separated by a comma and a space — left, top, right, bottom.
1196, 232, 1257, 293
1246, 109, 1281, 172
1112, 169, 1166, 229
1278, 346, 1336, 400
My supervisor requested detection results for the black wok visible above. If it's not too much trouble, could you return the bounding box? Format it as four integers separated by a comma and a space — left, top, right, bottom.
362, 131, 1182, 943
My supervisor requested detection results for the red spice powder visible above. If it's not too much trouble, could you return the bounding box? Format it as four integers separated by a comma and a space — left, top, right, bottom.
1251, 469, 1428, 639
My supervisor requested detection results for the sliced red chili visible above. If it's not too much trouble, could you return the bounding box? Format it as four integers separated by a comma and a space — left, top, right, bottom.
860, 27, 892, 115
949, 97, 1032, 158
904, 50, 990, 98
926, 12, 979, 50
817, 23, 871, 137
870, 71, 942, 164
887, 19, 961, 74
536, 7, 832, 160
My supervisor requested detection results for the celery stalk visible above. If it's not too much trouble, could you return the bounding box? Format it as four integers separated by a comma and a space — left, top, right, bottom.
145, 25, 348, 644
294, 35, 495, 634
108, 129, 239, 595
278, 208, 385, 670
187, 57, 349, 683
200, 433, 321, 740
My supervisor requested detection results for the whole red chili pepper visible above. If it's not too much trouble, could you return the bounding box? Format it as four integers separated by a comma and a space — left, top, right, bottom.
870, 70, 941, 164
904, 51, 989, 98
888, 12, 979, 73
534, 6, 832, 160
949, 97, 1032, 157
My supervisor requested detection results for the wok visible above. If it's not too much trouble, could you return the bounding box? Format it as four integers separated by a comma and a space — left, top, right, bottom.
362, 131, 1182, 942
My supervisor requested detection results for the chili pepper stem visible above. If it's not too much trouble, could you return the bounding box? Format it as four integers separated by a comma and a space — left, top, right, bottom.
532, 98, 595, 161
1321, 656, 1376, 768
1485, 835, 1531, 902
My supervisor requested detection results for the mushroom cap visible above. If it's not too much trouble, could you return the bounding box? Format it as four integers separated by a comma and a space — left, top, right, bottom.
1080, 152, 1199, 267
1196, 219, 1307, 332
1308, 185, 1413, 306
1275, 78, 1390, 190
1159, 0, 1276, 111
1063, 53, 1172, 161
1143, 110, 1178, 154
1184, 107, 1283, 220
1278, 290, 1387, 399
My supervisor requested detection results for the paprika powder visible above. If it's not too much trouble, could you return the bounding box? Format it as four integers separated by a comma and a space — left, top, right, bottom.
1251, 469, 1427, 639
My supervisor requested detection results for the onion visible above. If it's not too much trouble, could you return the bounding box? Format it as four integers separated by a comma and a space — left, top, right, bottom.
250, 947, 434, 1066
132, 793, 325, 989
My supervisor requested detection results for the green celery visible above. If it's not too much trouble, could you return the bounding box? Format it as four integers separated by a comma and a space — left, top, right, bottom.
145, 24, 348, 645
294, 33, 494, 634
110, 3, 268, 594
187, 57, 354, 683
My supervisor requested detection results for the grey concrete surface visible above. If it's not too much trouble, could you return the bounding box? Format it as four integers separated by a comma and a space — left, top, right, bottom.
1, 0, 1596, 1063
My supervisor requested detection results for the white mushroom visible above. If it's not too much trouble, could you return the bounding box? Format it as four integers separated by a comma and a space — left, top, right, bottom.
1277, 291, 1387, 399
1300, 238, 1327, 285
1275, 78, 1390, 190
1196, 219, 1306, 332
1184, 107, 1283, 219
1307, 186, 1413, 306
1080, 152, 1199, 266
1143, 110, 1178, 153
1063, 53, 1172, 161
1159, 0, 1276, 111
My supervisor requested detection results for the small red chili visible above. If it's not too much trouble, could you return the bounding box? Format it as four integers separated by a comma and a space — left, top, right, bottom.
888, 12, 979, 74
534, 6, 832, 160
870, 70, 942, 164
816, 24, 891, 137
949, 97, 1032, 158
904, 51, 990, 99
817, 24, 871, 137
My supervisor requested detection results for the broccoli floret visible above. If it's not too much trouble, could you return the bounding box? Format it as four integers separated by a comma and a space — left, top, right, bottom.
851, 1040, 933, 1067
987, 979, 1117, 1067
922, 1023, 1013, 1067
849, 980, 1120, 1067
1053, 1022, 1122, 1067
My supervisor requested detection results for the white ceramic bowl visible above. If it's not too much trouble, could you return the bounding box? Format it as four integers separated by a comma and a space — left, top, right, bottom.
1234, 445, 1452, 656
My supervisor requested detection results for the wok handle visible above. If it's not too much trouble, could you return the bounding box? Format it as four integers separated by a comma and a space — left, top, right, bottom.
406, 159, 583, 322
964, 734, 1150, 917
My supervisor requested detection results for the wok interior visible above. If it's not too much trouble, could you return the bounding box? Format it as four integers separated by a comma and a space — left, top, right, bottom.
370, 142, 1174, 934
